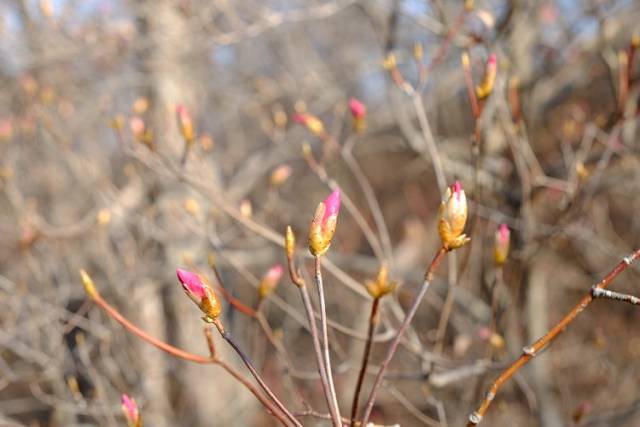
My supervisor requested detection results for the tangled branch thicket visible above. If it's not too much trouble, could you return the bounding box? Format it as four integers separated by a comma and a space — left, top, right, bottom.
1, 1, 640, 426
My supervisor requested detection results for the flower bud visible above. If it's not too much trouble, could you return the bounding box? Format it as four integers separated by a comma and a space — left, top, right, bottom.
270, 165, 292, 187
121, 394, 142, 427
366, 264, 397, 299
308, 189, 341, 257
494, 223, 510, 266
176, 104, 195, 146
349, 98, 367, 134
475, 53, 497, 100
293, 113, 325, 137
438, 181, 470, 250
258, 264, 284, 300
285, 226, 296, 259
382, 53, 397, 71
176, 268, 222, 321
79, 269, 98, 300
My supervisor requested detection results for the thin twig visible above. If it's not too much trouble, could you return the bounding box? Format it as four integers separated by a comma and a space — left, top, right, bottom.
349, 297, 379, 426
315, 256, 343, 427
287, 250, 342, 426
466, 249, 640, 426
89, 287, 288, 425
215, 320, 302, 427
360, 247, 448, 425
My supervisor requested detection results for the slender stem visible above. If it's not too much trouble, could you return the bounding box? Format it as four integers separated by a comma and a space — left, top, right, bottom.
90, 289, 287, 424
300, 285, 341, 425
360, 247, 447, 426
218, 325, 302, 427
92, 292, 212, 364
217, 358, 290, 427
466, 249, 640, 426
349, 297, 380, 426
314, 256, 343, 427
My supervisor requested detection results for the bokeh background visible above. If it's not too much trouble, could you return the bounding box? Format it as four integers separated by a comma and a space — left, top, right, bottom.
1, 0, 640, 426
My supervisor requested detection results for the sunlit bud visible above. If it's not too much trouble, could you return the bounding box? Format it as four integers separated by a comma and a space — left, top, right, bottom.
184, 198, 200, 216
464, 0, 474, 11
195, 134, 212, 153
132, 97, 148, 114
270, 165, 292, 187
207, 252, 216, 269
293, 113, 325, 137
493, 223, 510, 266
259, 264, 284, 300
576, 161, 588, 180
121, 394, 142, 427
273, 108, 287, 128
97, 208, 111, 226
349, 98, 367, 134
129, 117, 153, 147
176, 268, 222, 321
0, 119, 13, 142
40, 0, 53, 18
79, 269, 98, 300
66, 376, 81, 399
438, 181, 470, 250
176, 104, 195, 145
366, 264, 397, 299
129, 117, 145, 137
475, 53, 497, 100
308, 189, 341, 257
382, 53, 397, 71
413, 43, 424, 61
632, 33, 640, 49
285, 226, 296, 259
489, 332, 505, 350
239, 199, 252, 217
110, 114, 125, 131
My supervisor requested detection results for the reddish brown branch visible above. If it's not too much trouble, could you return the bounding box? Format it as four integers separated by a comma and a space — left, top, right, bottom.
466, 249, 640, 426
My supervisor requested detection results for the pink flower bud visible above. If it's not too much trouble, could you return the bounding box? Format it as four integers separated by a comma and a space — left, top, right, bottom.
259, 264, 284, 299
129, 117, 145, 137
438, 181, 470, 250
176, 268, 221, 321
494, 223, 510, 266
121, 394, 141, 427
349, 98, 366, 119
476, 53, 497, 100
293, 113, 325, 137
308, 189, 341, 256
176, 103, 194, 144
348, 98, 367, 134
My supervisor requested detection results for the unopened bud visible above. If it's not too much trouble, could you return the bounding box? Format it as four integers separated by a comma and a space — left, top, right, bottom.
285, 226, 296, 259
121, 394, 142, 427
366, 264, 397, 299
349, 98, 367, 134
493, 223, 510, 266
293, 113, 325, 137
438, 181, 470, 250
413, 43, 424, 61
382, 53, 397, 70
79, 269, 98, 300
176, 104, 195, 145
176, 268, 222, 322
270, 165, 292, 187
475, 53, 497, 100
308, 189, 341, 257
259, 264, 284, 299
